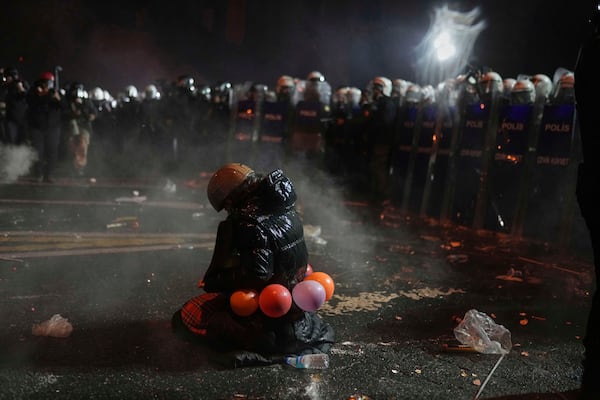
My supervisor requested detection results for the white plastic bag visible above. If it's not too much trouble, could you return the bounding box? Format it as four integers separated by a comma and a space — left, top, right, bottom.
454, 309, 512, 354
454, 309, 512, 400
32, 314, 73, 338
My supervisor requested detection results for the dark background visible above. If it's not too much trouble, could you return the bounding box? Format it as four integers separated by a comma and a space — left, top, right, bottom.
0, 0, 592, 94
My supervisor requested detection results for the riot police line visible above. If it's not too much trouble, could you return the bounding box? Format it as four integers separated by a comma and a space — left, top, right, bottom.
1, 66, 583, 247
225, 69, 581, 249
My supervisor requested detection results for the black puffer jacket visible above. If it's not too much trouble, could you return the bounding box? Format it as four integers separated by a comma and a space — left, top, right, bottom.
203, 169, 308, 294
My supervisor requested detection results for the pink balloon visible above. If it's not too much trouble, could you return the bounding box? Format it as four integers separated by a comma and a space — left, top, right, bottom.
292, 280, 326, 312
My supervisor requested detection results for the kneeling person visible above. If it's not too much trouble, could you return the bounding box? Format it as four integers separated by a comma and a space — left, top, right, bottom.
172, 163, 334, 365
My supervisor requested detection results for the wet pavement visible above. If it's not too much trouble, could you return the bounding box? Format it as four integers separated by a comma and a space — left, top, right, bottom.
0, 169, 594, 400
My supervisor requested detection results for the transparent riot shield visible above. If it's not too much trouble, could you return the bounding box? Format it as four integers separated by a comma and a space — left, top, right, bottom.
289, 80, 332, 162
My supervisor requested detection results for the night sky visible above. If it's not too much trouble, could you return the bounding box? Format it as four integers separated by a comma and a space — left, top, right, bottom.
0, 0, 593, 95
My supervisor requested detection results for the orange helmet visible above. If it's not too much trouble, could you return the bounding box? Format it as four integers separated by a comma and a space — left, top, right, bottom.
207, 163, 255, 211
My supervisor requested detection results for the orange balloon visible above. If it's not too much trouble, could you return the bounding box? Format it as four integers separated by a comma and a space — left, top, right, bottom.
259, 284, 292, 318
230, 289, 259, 317
305, 271, 335, 301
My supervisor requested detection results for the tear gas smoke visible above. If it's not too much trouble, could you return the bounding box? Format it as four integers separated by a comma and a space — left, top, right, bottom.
414, 5, 486, 86
280, 156, 382, 261
0, 144, 38, 183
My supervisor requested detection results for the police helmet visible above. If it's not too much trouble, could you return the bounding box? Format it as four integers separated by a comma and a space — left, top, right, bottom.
372, 76, 392, 97
478, 71, 503, 95
125, 85, 138, 99
511, 79, 536, 105
531, 74, 553, 100
307, 71, 325, 82
145, 84, 160, 100
276, 75, 295, 93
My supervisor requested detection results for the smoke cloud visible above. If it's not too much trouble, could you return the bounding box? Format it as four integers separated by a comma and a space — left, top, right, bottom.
0, 144, 38, 183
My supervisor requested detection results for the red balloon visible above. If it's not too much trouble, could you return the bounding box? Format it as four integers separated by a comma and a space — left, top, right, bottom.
230, 289, 259, 317
292, 280, 326, 312
305, 263, 314, 277
259, 284, 292, 318
304, 271, 335, 301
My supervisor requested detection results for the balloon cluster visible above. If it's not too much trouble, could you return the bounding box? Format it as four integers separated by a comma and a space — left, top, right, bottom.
229, 264, 335, 318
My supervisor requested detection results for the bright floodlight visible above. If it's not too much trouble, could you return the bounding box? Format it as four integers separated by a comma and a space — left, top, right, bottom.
414, 5, 486, 85
434, 31, 456, 61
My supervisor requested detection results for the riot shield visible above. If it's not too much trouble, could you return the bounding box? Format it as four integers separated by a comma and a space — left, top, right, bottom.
422, 103, 455, 219
523, 101, 579, 244
484, 102, 534, 232
405, 103, 437, 215
389, 102, 419, 208
228, 82, 263, 166
450, 101, 489, 227
256, 99, 292, 172
288, 80, 332, 161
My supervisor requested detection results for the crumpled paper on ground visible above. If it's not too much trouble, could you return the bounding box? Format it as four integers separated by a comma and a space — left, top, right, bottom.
32, 314, 73, 338
304, 225, 327, 245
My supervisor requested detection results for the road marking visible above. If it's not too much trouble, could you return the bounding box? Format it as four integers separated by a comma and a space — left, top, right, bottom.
0, 198, 205, 210
0, 231, 216, 259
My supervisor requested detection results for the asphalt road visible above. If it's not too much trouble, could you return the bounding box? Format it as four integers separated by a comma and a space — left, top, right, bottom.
0, 171, 594, 400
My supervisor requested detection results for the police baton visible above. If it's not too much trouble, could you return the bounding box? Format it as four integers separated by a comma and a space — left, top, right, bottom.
54, 65, 63, 92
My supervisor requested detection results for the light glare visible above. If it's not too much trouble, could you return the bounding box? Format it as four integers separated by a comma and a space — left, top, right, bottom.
434, 31, 456, 61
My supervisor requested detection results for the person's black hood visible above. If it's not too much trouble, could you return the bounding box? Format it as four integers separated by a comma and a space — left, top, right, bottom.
235, 169, 297, 217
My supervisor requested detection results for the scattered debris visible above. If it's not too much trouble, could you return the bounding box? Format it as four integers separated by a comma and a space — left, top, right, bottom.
441, 343, 478, 353
518, 256, 586, 276
304, 225, 327, 245
114, 195, 147, 203
106, 216, 140, 230
446, 254, 469, 264
420, 235, 440, 242
163, 179, 177, 193
389, 244, 414, 254
191, 212, 204, 220
32, 314, 73, 338
496, 267, 523, 282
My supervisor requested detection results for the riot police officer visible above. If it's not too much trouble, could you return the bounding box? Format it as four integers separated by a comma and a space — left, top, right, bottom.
365, 76, 397, 202
64, 82, 96, 177
1, 67, 29, 145
26, 72, 64, 182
